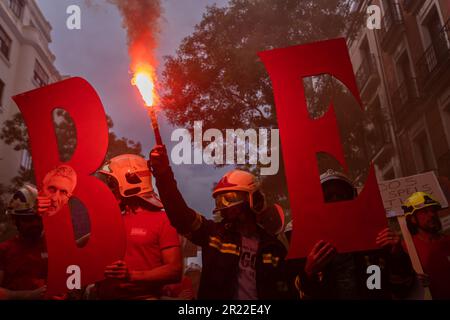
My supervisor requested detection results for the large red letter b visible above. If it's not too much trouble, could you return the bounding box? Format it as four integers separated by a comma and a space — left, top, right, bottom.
13, 77, 126, 295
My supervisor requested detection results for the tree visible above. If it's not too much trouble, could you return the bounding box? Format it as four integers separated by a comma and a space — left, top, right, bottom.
0, 183, 6, 219
0, 182, 16, 243
304, 75, 374, 186
0, 110, 143, 192
161, 0, 367, 213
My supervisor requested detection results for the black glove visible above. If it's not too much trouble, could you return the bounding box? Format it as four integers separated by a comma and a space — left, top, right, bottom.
148, 144, 170, 178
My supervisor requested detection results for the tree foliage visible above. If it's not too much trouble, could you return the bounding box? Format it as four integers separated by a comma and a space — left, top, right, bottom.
161, 0, 367, 211
0, 183, 6, 219
0, 110, 143, 191
305, 75, 386, 186
163, 0, 362, 130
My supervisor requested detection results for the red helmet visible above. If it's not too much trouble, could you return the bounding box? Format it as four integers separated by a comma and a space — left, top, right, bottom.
213, 170, 266, 214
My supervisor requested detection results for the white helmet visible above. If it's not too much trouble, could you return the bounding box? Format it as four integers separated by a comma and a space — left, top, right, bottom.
99, 154, 163, 209
212, 170, 266, 214
320, 169, 354, 186
7, 184, 38, 216
319, 169, 357, 198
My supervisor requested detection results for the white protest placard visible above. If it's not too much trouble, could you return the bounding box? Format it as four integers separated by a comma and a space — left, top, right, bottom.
377, 172, 449, 300
378, 171, 449, 217
440, 214, 450, 231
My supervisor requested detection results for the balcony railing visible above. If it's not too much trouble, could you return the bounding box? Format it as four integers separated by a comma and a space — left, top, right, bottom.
402, 0, 424, 14
392, 77, 421, 117
356, 54, 379, 97
416, 19, 450, 87
378, 3, 404, 51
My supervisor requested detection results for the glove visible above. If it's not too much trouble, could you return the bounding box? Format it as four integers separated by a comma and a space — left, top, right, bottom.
148, 144, 171, 178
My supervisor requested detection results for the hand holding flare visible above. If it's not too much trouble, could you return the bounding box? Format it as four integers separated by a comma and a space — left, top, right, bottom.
132, 69, 163, 145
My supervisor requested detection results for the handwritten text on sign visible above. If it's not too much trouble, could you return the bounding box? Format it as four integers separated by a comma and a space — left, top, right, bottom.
378, 171, 448, 217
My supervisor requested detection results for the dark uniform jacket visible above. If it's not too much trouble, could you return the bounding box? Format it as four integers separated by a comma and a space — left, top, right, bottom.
154, 167, 289, 300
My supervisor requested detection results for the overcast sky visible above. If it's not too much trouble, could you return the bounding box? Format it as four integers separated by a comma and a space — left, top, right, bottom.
36, 0, 232, 216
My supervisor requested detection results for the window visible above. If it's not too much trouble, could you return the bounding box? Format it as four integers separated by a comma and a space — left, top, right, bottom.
20, 149, 32, 170
365, 97, 387, 158
0, 79, 4, 112
422, 7, 447, 70
356, 38, 376, 91
395, 51, 419, 104
360, 38, 371, 62
443, 102, 450, 152
8, 0, 25, 19
33, 60, 49, 87
383, 168, 395, 181
413, 131, 435, 172
397, 52, 413, 85
424, 8, 443, 45
0, 25, 12, 60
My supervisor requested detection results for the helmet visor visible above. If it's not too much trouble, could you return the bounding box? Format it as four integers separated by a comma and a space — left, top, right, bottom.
125, 172, 142, 185
214, 191, 247, 210
403, 202, 440, 215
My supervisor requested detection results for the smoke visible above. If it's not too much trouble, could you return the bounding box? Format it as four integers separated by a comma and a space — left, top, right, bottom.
84, 0, 101, 9
108, 0, 162, 72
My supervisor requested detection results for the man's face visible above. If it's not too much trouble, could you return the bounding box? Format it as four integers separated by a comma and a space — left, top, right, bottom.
215, 191, 249, 222
43, 175, 72, 214
220, 205, 244, 222
413, 206, 442, 235
15, 215, 43, 240
322, 180, 355, 203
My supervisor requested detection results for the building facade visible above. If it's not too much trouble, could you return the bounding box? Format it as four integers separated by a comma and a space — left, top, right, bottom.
0, 0, 61, 191
348, 0, 450, 181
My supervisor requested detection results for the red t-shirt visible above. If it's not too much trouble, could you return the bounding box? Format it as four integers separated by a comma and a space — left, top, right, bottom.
0, 235, 47, 291
413, 234, 450, 299
97, 208, 180, 299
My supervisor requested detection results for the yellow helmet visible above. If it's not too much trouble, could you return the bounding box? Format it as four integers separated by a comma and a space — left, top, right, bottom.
7, 184, 38, 216
401, 192, 441, 216
99, 154, 162, 208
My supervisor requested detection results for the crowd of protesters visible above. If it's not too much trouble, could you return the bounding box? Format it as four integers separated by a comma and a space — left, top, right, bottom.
0, 144, 449, 300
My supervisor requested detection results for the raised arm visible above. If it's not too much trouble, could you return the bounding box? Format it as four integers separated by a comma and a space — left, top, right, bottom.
149, 145, 214, 246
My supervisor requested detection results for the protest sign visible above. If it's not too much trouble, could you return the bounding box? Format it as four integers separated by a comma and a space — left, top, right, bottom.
378, 171, 449, 217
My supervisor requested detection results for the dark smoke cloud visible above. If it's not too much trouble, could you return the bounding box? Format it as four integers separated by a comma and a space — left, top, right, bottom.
108, 0, 162, 71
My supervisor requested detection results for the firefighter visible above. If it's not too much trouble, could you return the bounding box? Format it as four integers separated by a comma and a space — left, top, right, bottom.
0, 185, 47, 300
149, 145, 289, 300
402, 192, 450, 299
95, 154, 182, 300
295, 169, 414, 299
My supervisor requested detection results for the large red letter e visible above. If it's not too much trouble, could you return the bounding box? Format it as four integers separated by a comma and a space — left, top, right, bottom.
259, 39, 387, 259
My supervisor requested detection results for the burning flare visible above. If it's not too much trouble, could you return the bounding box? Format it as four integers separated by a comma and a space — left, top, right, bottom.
131, 68, 157, 107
